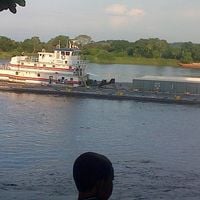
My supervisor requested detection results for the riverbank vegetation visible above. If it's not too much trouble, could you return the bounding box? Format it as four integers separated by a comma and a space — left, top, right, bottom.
0, 35, 200, 66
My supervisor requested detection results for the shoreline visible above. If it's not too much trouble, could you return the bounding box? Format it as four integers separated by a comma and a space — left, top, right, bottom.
85, 56, 179, 67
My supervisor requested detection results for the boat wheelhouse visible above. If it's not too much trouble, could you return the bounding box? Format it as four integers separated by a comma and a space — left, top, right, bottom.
0, 48, 88, 86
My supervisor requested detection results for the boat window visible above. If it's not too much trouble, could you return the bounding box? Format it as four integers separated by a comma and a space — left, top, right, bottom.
52, 65, 55, 68
16, 72, 19, 75
66, 51, 70, 56
34, 64, 37, 66
37, 73, 40, 77
65, 61, 68, 64
61, 51, 65, 55
70, 78, 73, 81
21, 62, 24, 65
43, 64, 46, 67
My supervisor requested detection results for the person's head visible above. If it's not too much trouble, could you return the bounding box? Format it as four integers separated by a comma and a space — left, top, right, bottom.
73, 152, 114, 200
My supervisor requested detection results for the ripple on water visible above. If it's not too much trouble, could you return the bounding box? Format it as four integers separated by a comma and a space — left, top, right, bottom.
0, 92, 200, 199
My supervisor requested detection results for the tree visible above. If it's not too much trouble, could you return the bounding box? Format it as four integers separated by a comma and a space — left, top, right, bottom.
127, 48, 134, 56
0, 36, 17, 51
180, 51, 193, 63
108, 40, 130, 53
133, 39, 153, 58
45, 35, 70, 51
21, 37, 43, 53
133, 38, 169, 58
74, 35, 92, 46
191, 44, 200, 62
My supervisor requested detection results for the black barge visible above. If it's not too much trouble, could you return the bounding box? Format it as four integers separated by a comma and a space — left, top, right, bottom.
1, 75, 200, 105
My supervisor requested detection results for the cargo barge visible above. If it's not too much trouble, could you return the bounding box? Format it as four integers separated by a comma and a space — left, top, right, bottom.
0, 76, 200, 105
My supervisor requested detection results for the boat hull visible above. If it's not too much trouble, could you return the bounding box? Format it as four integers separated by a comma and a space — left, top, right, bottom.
179, 63, 200, 69
0, 69, 81, 86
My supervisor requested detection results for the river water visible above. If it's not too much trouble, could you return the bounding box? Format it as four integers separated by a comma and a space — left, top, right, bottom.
0, 62, 200, 200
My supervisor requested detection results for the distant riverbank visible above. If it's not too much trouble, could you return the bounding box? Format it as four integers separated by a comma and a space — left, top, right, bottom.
85, 55, 179, 67
0, 36, 198, 67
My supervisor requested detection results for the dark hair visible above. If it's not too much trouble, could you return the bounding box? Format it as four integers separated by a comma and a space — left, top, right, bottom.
73, 152, 114, 192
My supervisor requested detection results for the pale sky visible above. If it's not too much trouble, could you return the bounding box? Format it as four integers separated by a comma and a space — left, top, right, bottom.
1, 0, 200, 43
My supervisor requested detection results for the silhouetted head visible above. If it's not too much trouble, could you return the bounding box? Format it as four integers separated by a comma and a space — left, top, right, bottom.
73, 152, 114, 200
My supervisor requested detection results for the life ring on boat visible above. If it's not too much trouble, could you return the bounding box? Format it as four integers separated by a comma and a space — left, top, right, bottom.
61, 55, 65, 60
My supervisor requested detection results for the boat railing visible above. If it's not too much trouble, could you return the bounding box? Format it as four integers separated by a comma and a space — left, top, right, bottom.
0, 64, 11, 70
73, 60, 88, 77
75, 60, 87, 68
25, 56, 39, 62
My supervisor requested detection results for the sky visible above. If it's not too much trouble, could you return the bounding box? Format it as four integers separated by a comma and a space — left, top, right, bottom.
1, 0, 200, 43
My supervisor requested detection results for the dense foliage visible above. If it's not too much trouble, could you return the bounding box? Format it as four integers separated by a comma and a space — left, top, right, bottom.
82, 39, 200, 64
1, 35, 200, 65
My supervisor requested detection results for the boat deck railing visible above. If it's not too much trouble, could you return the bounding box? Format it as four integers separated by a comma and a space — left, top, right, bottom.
24, 57, 39, 62
0, 64, 11, 70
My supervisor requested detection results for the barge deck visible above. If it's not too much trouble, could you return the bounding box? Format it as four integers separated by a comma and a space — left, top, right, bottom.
0, 81, 200, 105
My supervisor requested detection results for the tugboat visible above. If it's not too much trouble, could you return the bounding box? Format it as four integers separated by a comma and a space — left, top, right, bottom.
0, 45, 88, 87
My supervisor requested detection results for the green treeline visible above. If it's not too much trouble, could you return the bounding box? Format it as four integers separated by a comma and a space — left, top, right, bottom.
0, 35, 71, 59
82, 39, 200, 66
1, 35, 200, 66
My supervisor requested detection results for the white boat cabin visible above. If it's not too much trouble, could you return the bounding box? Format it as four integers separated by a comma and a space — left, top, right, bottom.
38, 48, 82, 66
10, 48, 83, 67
